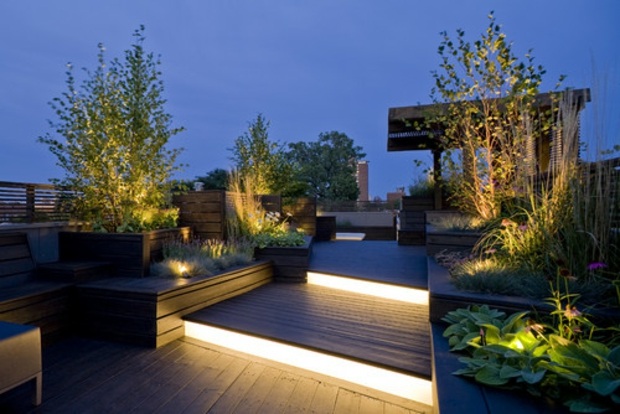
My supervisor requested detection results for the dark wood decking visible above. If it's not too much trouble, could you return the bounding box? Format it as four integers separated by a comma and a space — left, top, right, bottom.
186, 282, 431, 379
309, 241, 428, 289
0, 336, 429, 413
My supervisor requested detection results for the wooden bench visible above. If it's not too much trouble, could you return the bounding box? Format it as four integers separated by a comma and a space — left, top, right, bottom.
0, 232, 108, 344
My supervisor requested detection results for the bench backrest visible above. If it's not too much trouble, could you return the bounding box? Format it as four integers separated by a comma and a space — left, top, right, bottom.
0, 232, 35, 288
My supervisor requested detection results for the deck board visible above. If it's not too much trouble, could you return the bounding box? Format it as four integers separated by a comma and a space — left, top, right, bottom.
0, 337, 429, 413
309, 241, 428, 289
186, 282, 431, 378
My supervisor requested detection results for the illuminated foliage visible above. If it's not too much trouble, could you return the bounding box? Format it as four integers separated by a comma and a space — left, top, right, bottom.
431, 12, 558, 220
39, 26, 184, 232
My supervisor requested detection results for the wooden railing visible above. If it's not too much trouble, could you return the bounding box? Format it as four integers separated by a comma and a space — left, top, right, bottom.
317, 199, 400, 212
0, 181, 79, 223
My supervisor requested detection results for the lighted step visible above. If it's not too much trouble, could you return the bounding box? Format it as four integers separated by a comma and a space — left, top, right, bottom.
184, 320, 433, 406
307, 271, 429, 305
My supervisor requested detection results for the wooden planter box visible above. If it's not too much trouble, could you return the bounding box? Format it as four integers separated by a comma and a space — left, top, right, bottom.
425, 225, 482, 256
254, 236, 312, 283
426, 257, 620, 414
58, 227, 191, 278
76, 261, 273, 347
315, 216, 336, 241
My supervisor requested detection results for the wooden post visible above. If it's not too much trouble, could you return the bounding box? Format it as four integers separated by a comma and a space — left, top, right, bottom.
433, 149, 443, 210
26, 184, 35, 223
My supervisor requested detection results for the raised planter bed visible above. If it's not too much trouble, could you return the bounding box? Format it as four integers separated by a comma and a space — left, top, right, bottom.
425, 225, 482, 256
427, 257, 618, 413
254, 236, 312, 283
427, 256, 552, 324
58, 227, 191, 278
76, 261, 273, 347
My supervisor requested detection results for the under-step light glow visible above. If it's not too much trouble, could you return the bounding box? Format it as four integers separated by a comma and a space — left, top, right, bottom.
307, 271, 429, 305
184, 321, 433, 406
335, 232, 366, 241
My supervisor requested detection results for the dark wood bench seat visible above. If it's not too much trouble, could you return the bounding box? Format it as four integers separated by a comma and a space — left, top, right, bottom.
0, 232, 108, 344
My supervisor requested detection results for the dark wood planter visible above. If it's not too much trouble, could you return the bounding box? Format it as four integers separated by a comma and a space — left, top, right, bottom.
425, 225, 482, 256
76, 261, 273, 347
254, 236, 312, 283
315, 216, 336, 241
58, 227, 191, 278
426, 257, 617, 413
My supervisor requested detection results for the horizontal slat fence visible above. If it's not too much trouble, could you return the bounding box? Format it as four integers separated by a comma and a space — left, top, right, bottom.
0, 181, 78, 223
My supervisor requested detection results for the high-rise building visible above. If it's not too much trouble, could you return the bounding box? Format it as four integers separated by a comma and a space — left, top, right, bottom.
356, 161, 369, 202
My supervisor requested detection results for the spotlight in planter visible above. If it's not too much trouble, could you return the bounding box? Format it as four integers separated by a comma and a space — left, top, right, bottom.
178, 263, 189, 278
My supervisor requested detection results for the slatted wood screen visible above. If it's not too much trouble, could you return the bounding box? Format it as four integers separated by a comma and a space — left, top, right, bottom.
0, 181, 78, 223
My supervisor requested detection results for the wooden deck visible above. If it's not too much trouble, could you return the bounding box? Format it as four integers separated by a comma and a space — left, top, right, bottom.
0, 336, 429, 413
1, 240, 432, 413
308, 241, 428, 289
186, 283, 431, 378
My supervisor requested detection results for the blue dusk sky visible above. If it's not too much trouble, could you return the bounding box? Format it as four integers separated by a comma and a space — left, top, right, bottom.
1, 0, 618, 198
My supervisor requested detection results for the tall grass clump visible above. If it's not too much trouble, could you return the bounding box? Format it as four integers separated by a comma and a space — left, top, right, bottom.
151, 237, 254, 278
462, 90, 620, 305
226, 170, 305, 248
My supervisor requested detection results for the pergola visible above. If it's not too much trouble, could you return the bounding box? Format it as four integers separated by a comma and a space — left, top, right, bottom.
386, 88, 591, 208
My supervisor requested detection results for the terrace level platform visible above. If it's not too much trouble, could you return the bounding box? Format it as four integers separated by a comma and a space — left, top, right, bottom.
184, 240, 433, 405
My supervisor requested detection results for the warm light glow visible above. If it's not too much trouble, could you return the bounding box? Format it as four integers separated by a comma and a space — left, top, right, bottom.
184, 321, 433, 406
307, 272, 429, 305
178, 264, 188, 276
335, 232, 366, 241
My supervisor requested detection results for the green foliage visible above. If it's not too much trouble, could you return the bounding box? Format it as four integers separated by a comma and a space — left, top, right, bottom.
450, 258, 551, 299
288, 131, 366, 201
151, 238, 254, 278
443, 298, 620, 412
431, 12, 556, 221
445, 91, 618, 306
429, 214, 487, 232
226, 172, 305, 249
195, 168, 230, 190
253, 227, 306, 249
39, 27, 184, 232
229, 114, 299, 196
408, 174, 435, 197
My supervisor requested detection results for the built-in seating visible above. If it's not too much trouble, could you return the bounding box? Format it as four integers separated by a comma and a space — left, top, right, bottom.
0, 232, 108, 344
0, 321, 42, 406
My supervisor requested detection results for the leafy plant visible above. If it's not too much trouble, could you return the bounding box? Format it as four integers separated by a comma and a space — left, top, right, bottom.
443, 297, 620, 412
229, 114, 298, 196
39, 26, 184, 232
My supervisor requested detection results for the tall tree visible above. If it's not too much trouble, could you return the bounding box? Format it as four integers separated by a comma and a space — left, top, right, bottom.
431, 12, 556, 220
288, 131, 365, 201
195, 168, 229, 190
39, 26, 184, 232
229, 114, 298, 195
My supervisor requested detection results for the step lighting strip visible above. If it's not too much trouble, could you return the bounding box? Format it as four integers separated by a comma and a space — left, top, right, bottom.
306, 271, 429, 305
184, 321, 433, 406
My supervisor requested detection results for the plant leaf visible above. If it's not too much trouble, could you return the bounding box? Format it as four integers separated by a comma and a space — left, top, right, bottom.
475, 365, 509, 386
521, 367, 546, 384
590, 371, 620, 397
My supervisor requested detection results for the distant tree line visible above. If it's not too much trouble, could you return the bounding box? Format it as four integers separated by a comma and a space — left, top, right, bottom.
189, 114, 366, 201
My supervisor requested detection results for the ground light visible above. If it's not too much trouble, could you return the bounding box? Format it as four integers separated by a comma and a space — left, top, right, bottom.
184, 321, 433, 406
307, 271, 429, 305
